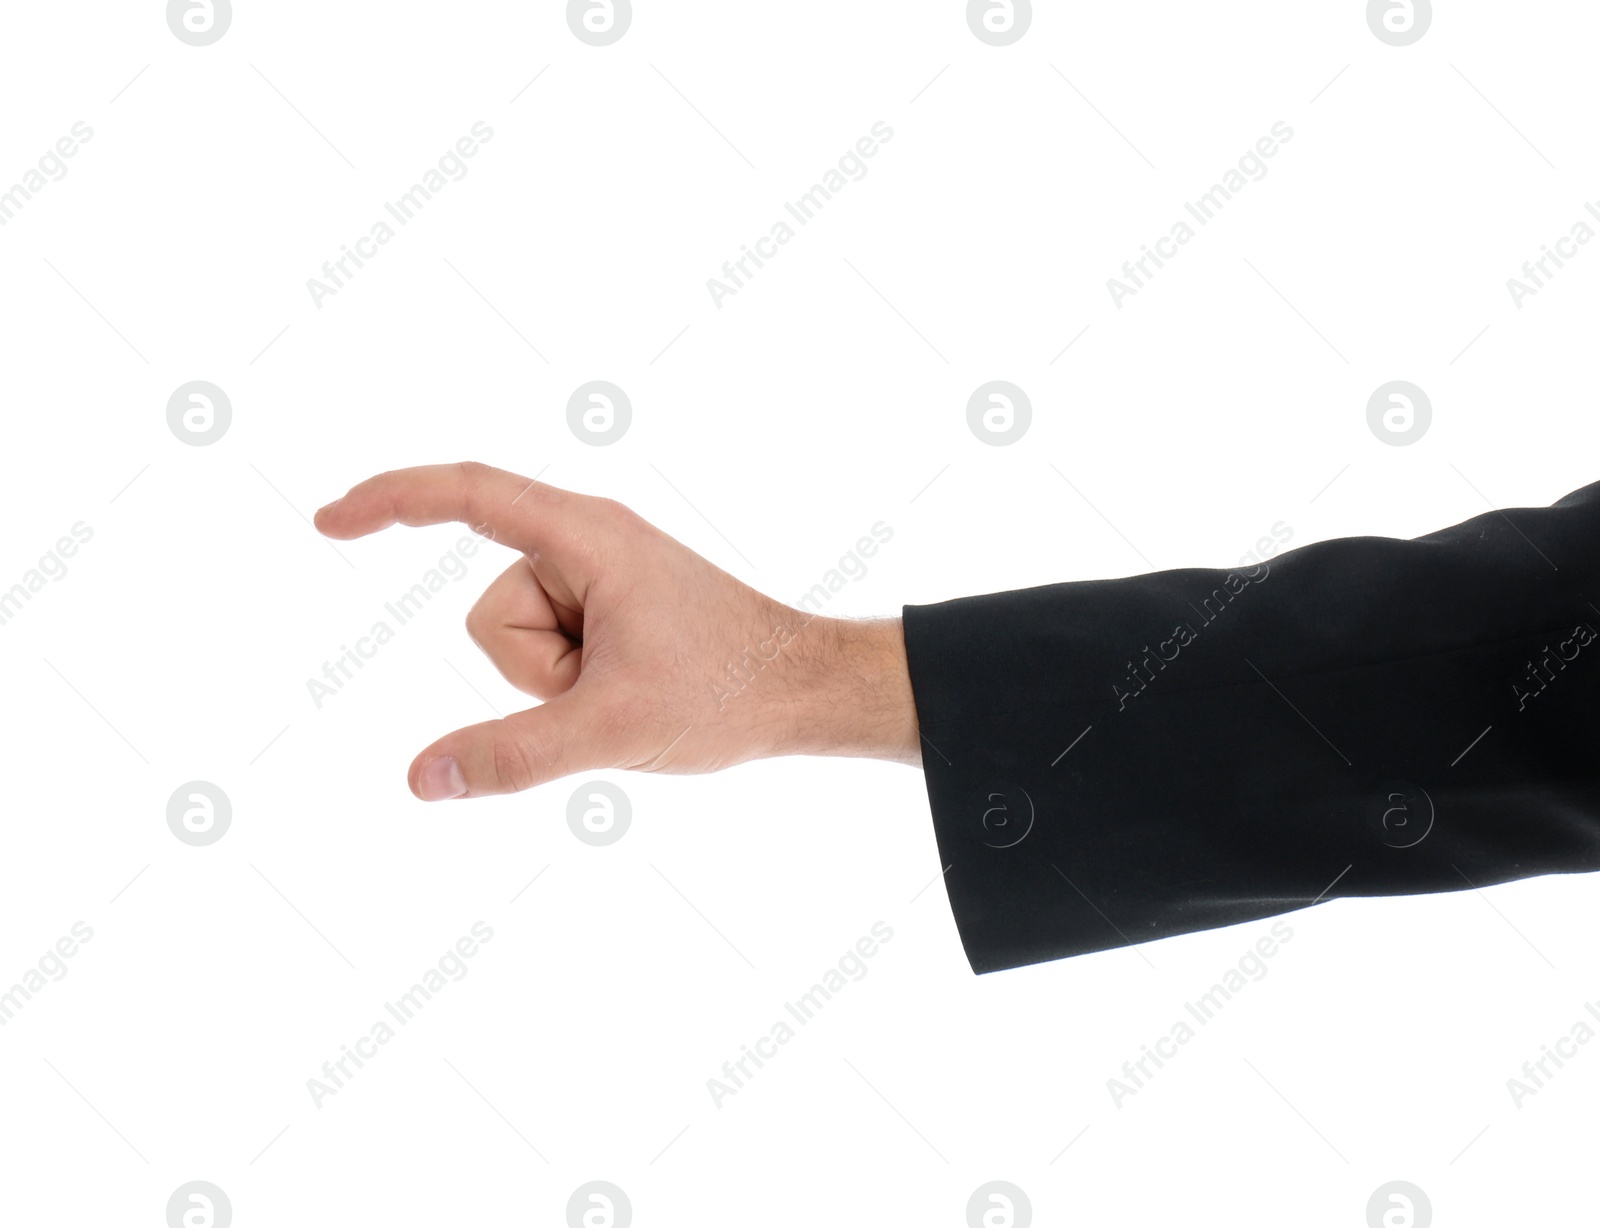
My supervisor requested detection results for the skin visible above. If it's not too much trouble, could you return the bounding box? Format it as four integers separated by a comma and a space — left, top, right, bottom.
314, 462, 923, 800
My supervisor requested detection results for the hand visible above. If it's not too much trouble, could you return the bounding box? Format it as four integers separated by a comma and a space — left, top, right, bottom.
314, 462, 922, 800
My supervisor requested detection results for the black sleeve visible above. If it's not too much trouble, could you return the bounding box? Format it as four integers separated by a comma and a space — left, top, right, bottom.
901, 479, 1600, 974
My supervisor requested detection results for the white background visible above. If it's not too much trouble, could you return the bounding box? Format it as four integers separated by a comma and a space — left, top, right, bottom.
3, 1, 1598, 1225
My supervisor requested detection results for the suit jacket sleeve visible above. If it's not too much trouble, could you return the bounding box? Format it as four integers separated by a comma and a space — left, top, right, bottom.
901, 479, 1600, 973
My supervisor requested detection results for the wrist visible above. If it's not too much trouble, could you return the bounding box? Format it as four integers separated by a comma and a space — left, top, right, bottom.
774, 614, 922, 765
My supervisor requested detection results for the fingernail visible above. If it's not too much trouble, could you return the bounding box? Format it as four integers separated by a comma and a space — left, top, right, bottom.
316, 496, 342, 516
418, 756, 467, 801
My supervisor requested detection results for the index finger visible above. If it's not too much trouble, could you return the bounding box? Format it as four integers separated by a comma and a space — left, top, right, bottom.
314, 462, 576, 558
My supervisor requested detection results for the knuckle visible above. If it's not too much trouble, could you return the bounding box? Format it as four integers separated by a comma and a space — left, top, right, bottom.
454, 461, 495, 535
593, 495, 641, 530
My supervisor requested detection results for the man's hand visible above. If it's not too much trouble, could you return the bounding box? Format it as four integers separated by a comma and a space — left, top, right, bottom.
314, 463, 921, 800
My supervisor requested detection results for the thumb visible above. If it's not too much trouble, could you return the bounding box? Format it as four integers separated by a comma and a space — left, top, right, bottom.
409, 691, 608, 800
